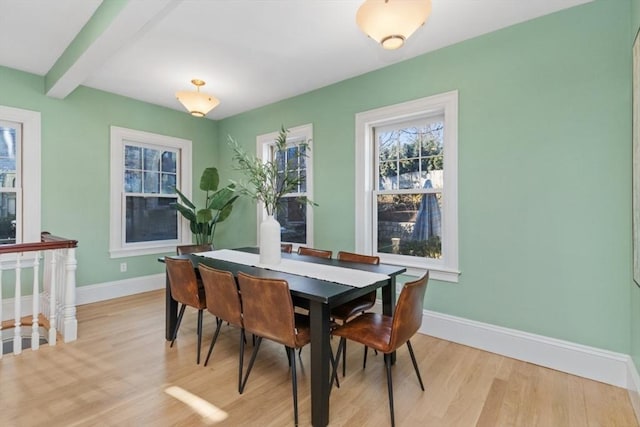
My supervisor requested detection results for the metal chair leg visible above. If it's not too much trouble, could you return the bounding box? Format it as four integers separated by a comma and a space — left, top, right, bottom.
384, 353, 395, 427
238, 329, 245, 393
240, 336, 263, 393
289, 347, 299, 426
363, 346, 368, 370
329, 345, 340, 390
170, 304, 186, 347
342, 340, 348, 377
196, 309, 203, 364
406, 340, 424, 390
331, 338, 346, 389
204, 318, 223, 366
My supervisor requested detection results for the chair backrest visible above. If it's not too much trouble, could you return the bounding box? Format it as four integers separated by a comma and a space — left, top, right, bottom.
237, 272, 298, 348
297, 246, 332, 259
199, 264, 243, 328
337, 251, 380, 265
281, 243, 293, 253
388, 272, 429, 350
165, 257, 205, 308
177, 244, 213, 255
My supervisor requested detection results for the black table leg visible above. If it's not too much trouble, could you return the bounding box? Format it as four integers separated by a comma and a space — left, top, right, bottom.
381, 275, 397, 364
309, 300, 330, 426
165, 269, 178, 341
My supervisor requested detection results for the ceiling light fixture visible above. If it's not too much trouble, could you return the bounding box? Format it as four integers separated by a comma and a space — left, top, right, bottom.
176, 79, 220, 117
356, 0, 432, 50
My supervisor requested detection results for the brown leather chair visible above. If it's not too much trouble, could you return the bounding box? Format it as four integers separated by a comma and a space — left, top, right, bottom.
176, 243, 213, 255
297, 246, 332, 259
331, 251, 380, 376
165, 257, 207, 364
198, 264, 245, 392
281, 243, 293, 253
236, 272, 311, 426
332, 273, 429, 427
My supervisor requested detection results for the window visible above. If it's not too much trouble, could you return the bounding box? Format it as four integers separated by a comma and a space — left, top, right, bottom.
257, 124, 313, 247
0, 106, 41, 246
355, 91, 459, 282
110, 126, 192, 258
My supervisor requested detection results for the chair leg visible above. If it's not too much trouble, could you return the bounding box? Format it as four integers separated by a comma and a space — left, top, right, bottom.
170, 304, 186, 347
406, 340, 425, 390
342, 340, 347, 377
238, 329, 245, 393
240, 336, 263, 394
204, 318, 223, 366
196, 309, 203, 364
329, 346, 340, 390
331, 338, 346, 389
363, 346, 368, 370
285, 346, 292, 366
289, 347, 299, 426
384, 353, 396, 427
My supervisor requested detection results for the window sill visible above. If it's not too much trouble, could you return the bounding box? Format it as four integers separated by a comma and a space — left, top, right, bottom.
379, 255, 460, 283
110, 244, 178, 259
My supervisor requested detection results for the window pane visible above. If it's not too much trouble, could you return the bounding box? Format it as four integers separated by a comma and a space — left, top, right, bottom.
161, 173, 176, 194
377, 193, 442, 260
124, 145, 142, 169
143, 148, 160, 171
0, 125, 17, 188
277, 197, 306, 244
124, 171, 142, 193
0, 191, 16, 244
125, 196, 177, 243
143, 171, 159, 194
379, 161, 398, 190
161, 151, 176, 173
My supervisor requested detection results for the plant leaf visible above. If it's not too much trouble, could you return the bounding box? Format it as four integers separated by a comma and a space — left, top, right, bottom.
175, 203, 197, 222
175, 188, 196, 210
200, 167, 219, 192
196, 208, 213, 224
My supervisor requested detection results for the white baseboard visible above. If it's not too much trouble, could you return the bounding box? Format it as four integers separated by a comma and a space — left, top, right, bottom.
627, 357, 640, 423
76, 274, 165, 305
375, 300, 632, 390
1, 274, 165, 321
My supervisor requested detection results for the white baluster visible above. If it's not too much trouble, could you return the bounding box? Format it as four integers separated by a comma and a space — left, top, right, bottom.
63, 247, 77, 342
31, 252, 40, 350
48, 249, 57, 346
13, 254, 22, 354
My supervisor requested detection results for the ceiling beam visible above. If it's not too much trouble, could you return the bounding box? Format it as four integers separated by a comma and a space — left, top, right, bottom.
45, 0, 182, 99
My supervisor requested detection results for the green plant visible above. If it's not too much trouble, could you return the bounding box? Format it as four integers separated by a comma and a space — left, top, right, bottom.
173, 167, 238, 245
228, 126, 315, 216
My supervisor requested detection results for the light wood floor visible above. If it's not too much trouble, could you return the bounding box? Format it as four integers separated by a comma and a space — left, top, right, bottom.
0, 290, 637, 427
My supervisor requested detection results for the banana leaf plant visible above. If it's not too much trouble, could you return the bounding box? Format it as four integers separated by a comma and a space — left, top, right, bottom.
173, 167, 239, 245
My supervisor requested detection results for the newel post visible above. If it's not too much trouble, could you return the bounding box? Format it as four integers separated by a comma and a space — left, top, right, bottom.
63, 247, 77, 342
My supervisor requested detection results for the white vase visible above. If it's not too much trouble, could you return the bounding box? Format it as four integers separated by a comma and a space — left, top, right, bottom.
259, 214, 281, 265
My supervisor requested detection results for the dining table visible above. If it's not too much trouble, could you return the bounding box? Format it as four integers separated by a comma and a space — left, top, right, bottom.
160, 247, 406, 427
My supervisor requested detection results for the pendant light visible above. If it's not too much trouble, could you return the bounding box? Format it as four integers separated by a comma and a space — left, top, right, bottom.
356, 0, 432, 50
176, 79, 220, 117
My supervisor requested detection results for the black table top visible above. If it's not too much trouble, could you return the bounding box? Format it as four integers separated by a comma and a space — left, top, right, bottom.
162, 247, 406, 307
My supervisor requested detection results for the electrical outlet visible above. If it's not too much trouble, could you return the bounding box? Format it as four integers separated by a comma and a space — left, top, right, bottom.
120, 262, 127, 273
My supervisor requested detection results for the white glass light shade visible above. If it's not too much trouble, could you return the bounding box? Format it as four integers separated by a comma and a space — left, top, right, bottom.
176, 90, 220, 117
356, 0, 432, 50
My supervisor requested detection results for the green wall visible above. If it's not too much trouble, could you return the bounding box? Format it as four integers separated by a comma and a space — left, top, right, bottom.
0, 65, 219, 287
630, 0, 640, 376
0, 0, 634, 357
218, 0, 632, 353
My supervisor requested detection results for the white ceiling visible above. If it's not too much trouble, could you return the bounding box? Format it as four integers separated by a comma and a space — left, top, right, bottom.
0, 0, 591, 120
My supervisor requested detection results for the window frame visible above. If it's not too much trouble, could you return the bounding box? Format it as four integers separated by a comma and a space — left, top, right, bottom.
109, 126, 192, 258
256, 123, 314, 249
355, 91, 459, 282
0, 106, 41, 248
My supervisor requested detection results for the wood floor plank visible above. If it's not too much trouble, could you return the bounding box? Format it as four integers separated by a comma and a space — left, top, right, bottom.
0, 290, 637, 427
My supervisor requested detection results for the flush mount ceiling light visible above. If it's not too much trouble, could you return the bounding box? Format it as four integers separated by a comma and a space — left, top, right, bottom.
356, 0, 432, 50
176, 79, 220, 117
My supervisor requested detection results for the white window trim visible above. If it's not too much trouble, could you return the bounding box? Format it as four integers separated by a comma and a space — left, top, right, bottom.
109, 126, 192, 258
0, 106, 41, 246
256, 123, 314, 250
355, 91, 460, 282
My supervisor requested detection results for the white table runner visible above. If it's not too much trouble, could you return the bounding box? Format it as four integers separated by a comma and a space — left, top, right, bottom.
194, 249, 389, 288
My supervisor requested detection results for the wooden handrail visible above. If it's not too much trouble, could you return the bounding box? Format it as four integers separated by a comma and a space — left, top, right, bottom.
0, 232, 78, 255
